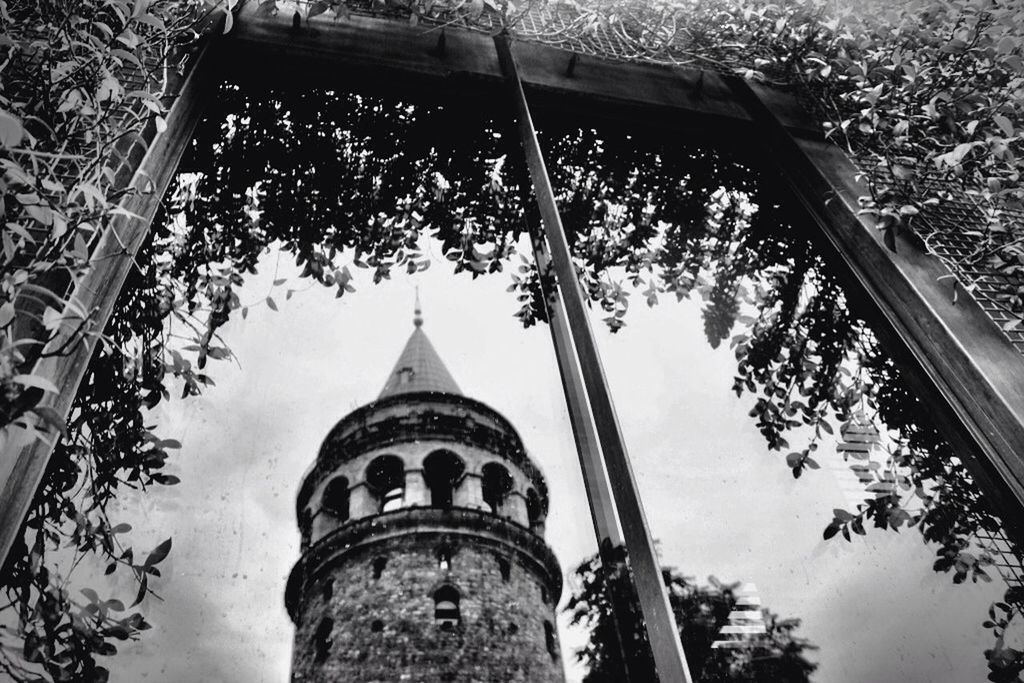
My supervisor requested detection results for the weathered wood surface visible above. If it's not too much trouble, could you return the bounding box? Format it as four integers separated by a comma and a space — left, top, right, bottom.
224, 6, 821, 138
0, 43, 216, 569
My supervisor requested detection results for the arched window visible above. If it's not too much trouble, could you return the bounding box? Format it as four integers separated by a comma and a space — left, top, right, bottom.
366, 455, 405, 513
543, 620, 558, 660
433, 585, 460, 630
526, 487, 543, 531
423, 450, 465, 510
481, 463, 513, 515
313, 617, 333, 663
322, 476, 350, 521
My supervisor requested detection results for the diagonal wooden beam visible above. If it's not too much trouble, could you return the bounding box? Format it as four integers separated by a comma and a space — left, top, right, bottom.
0, 42, 217, 572
527, 229, 623, 550
495, 32, 693, 683
527, 227, 644, 680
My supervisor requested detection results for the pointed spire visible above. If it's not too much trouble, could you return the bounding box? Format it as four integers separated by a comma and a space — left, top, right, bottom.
378, 295, 461, 399
413, 286, 423, 328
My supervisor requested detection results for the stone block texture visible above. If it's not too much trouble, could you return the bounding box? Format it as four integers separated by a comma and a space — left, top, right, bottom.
290, 534, 562, 682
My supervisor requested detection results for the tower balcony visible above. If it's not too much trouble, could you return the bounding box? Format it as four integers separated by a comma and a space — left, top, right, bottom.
285, 506, 563, 623
296, 393, 552, 548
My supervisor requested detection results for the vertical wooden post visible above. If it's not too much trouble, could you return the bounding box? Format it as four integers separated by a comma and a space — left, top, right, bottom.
495, 32, 693, 683
0, 43, 216, 572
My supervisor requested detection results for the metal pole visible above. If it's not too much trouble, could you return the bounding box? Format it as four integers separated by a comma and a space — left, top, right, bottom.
494, 32, 693, 683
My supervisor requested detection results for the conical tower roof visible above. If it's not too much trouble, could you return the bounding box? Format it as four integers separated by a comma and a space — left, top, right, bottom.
378, 301, 461, 399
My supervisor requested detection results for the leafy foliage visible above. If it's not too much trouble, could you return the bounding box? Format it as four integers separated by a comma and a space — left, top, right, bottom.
0, 0, 208, 679
566, 550, 817, 682
984, 587, 1024, 683
2, 0, 1023, 679
299, 0, 1024, 324
536, 0, 1024, 322
175, 86, 1023, 673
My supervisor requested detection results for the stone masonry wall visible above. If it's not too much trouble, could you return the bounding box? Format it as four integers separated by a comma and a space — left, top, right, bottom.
291, 533, 564, 683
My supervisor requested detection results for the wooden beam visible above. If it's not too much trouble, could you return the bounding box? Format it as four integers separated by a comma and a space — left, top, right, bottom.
495, 33, 693, 683
0, 43, 216, 571
726, 76, 1024, 541
529, 230, 657, 681
224, 8, 820, 138
527, 230, 623, 549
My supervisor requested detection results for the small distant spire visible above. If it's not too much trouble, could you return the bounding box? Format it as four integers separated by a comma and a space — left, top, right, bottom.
413, 287, 423, 328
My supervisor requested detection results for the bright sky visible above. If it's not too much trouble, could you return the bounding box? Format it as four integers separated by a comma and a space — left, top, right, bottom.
92, 235, 1008, 683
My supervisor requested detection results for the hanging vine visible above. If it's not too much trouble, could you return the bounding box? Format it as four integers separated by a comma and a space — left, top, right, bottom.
2, 0, 1023, 680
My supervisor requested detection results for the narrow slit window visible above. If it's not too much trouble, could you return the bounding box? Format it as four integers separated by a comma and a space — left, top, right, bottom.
299, 508, 313, 545
543, 620, 557, 660
438, 545, 453, 572
526, 487, 543, 532
313, 617, 334, 663
373, 557, 387, 580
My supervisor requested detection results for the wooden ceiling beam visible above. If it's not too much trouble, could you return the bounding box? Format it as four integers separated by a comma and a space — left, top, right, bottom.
223, 7, 820, 138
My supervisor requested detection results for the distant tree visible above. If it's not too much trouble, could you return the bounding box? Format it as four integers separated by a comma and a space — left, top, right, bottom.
566, 550, 817, 682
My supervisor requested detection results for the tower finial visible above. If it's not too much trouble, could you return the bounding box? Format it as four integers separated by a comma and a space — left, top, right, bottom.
413, 287, 423, 328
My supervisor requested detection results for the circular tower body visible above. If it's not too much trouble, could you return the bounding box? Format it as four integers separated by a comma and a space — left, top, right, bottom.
286, 318, 565, 683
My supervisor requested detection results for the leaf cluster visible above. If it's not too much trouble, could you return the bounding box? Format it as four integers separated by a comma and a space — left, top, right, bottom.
541, 0, 1024, 324
565, 549, 818, 682
0, 0, 209, 679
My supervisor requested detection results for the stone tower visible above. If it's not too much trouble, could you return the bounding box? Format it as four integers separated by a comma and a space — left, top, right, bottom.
286, 305, 565, 682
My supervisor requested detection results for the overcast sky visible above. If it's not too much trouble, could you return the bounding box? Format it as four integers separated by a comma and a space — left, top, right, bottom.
83, 235, 1009, 683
